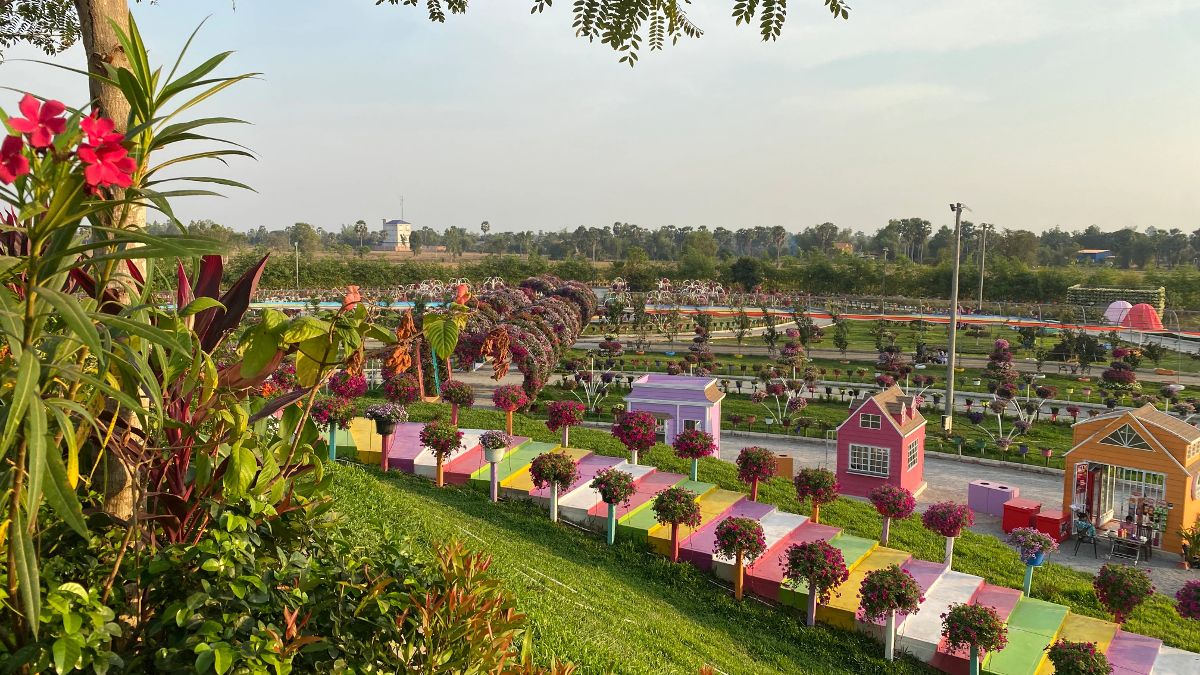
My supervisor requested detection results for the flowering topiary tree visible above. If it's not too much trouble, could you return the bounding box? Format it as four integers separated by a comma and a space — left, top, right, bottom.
1094, 563, 1155, 624
782, 539, 849, 627
652, 486, 702, 562
439, 379, 474, 425
612, 410, 657, 466
941, 603, 1007, 675
492, 384, 529, 436
479, 430, 511, 502
868, 484, 916, 546
383, 372, 422, 405
591, 468, 637, 544
1176, 579, 1200, 621
736, 446, 776, 502
530, 451, 580, 523
1009, 527, 1058, 594
672, 428, 716, 481
1046, 639, 1112, 675
546, 400, 586, 447
329, 369, 368, 398
859, 565, 923, 661
418, 418, 464, 487
922, 501, 974, 568
793, 467, 839, 524
713, 517, 767, 600
312, 395, 357, 430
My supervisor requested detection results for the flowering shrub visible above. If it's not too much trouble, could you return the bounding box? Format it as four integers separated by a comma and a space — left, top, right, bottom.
672, 428, 715, 460
713, 517, 767, 564
922, 502, 974, 538
268, 359, 299, 392
941, 603, 1008, 654
419, 419, 464, 459
1094, 563, 1155, 623
383, 373, 422, 404
651, 486, 702, 528
781, 540, 849, 603
736, 447, 776, 485
311, 395, 357, 429
529, 451, 580, 492
875, 374, 895, 388
545, 400, 585, 432
1, 95, 135, 190
793, 468, 839, 510
479, 430, 510, 451
440, 380, 475, 407
858, 565, 923, 622
491, 384, 529, 412
328, 370, 368, 398
590, 467, 636, 506
364, 402, 409, 424
1100, 361, 1140, 394
1046, 639, 1112, 675
611, 410, 658, 456
869, 485, 916, 520
1176, 579, 1200, 620
1067, 405, 1081, 421
1008, 527, 1058, 561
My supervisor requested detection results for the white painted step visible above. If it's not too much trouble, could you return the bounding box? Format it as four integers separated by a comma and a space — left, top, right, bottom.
896, 569, 984, 663
713, 511, 807, 583
559, 463, 654, 527
1152, 646, 1200, 675
414, 430, 481, 479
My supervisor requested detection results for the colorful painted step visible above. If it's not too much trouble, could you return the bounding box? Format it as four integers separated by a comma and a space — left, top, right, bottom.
529, 453, 625, 504
1033, 614, 1117, 675
858, 557, 947, 645
1151, 646, 1200, 675
596, 469, 686, 523
647, 488, 744, 557
744, 521, 840, 601
823, 546, 910, 630
780, 533, 877, 614
897, 570, 985, 663
414, 431, 481, 479
982, 597, 1069, 675
1105, 630, 1162, 675
469, 441, 558, 492
383, 423, 427, 472
500, 447, 591, 498
679, 498, 776, 571
934, 584, 1023, 675
444, 436, 531, 485
350, 417, 381, 465
618, 479, 715, 544
559, 463, 655, 528
712, 511, 807, 584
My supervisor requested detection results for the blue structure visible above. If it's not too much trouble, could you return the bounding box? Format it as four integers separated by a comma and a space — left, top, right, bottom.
1076, 249, 1113, 264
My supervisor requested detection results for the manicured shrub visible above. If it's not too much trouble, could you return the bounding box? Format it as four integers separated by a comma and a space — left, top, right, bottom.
941, 603, 1008, 665
1046, 639, 1112, 675
781, 539, 848, 627
1094, 563, 1155, 623
612, 410, 658, 465
869, 484, 915, 545
652, 486, 702, 561
713, 517, 767, 600
793, 467, 839, 524
736, 446, 775, 501
384, 372, 422, 404
546, 400, 586, 446
1176, 579, 1200, 620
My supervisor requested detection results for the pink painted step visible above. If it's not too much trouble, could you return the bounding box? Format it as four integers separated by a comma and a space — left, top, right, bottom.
383, 423, 426, 472
587, 469, 683, 520
1107, 630, 1163, 675
932, 584, 1023, 675
443, 436, 531, 485
530, 452, 620, 500
679, 498, 776, 571
745, 521, 840, 601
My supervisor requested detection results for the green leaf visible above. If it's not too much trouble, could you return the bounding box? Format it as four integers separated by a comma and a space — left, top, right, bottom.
282, 316, 330, 344
222, 445, 256, 498
194, 649, 214, 673
11, 508, 40, 637
34, 287, 102, 355
52, 636, 81, 674
240, 328, 279, 380
295, 336, 333, 387
259, 309, 289, 334
365, 323, 397, 344
181, 297, 224, 317
423, 315, 461, 361
0, 351, 38, 460
213, 644, 234, 675
43, 446, 88, 537
25, 397, 48, 517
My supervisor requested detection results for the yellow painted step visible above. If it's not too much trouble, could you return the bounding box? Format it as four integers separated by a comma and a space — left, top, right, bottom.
822, 546, 909, 630
647, 488, 742, 556
500, 446, 582, 493
350, 417, 380, 464
1034, 614, 1119, 674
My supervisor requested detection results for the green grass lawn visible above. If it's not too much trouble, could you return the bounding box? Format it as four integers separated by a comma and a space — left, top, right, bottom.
348, 404, 1200, 657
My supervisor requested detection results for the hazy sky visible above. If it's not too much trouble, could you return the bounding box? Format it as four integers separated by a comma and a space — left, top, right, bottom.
3, 1, 1198, 235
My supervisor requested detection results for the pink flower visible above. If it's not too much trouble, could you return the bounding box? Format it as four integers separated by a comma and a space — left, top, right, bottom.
8, 94, 67, 148
0, 136, 29, 184
80, 111, 122, 146
78, 136, 136, 190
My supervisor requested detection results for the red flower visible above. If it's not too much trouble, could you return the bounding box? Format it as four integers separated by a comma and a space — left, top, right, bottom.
0, 136, 29, 184
78, 136, 135, 190
8, 94, 67, 148
80, 112, 122, 146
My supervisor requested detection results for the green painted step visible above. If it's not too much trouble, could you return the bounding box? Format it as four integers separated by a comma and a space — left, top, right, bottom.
468, 441, 553, 491
983, 597, 1069, 675
617, 479, 715, 543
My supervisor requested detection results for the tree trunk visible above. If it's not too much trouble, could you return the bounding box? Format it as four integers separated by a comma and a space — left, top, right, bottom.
436, 456, 444, 487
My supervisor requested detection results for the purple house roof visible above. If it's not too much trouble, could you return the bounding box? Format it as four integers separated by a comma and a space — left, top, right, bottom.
627, 374, 725, 405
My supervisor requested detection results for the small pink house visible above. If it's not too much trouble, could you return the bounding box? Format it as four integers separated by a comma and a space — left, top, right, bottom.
835, 386, 927, 498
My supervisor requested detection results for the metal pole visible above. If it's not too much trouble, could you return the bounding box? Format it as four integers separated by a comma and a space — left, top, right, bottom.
977, 224, 988, 312
945, 203, 964, 432
880, 248, 889, 315
293, 241, 299, 294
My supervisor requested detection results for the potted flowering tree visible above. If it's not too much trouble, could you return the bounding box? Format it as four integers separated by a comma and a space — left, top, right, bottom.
941, 603, 1008, 675
782, 539, 849, 627
1046, 639, 1112, 675
869, 484, 916, 546
492, 384, 529, 436
383, 372, 422, 405
1009, 527, 1058, 594
329, 369, 368, 399
651, 486, 702, 562
859, 564, 923, 661
439, 379, 474, 425
479, 430, 511, 503
736, 446, 776, 502
418, 418, 464, 487
673, 428, 715, 481
713, 517, 767, 601
793, 467, 839, 524
530, 451, 580, 523
591, 467, 637, 545
1176, 579, 1200, 620
1094, 563, 1155, 624
922, 501, 974, 568
311, 395, 357, 461
546, 400, 586, 447
364, 402, 409, 470
612, 410, 657, 466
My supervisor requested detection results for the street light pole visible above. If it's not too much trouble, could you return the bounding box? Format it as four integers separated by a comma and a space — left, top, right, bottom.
880, 247, 889, 315
293, 241, 300, 294
977, 223, 990, 313
945, 203, 966, 432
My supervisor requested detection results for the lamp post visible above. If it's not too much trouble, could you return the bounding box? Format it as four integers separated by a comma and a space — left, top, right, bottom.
945, 203, 969, 432
293, 241, 300, 295
879, 247, 889, 315
977, 223, 991, 313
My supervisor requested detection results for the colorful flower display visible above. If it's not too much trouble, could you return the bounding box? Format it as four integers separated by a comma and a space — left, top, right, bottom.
793, 467, 839, 524
311, 395, 357, 429
479, 429, 511, 451
782, 539, 849, 626
546, 400, 586, 442
328, 369, 368, 398
1008, 527, 1058, 562
858, 564, 923, 622
492, 384, 530, 412
1094, 563, 1155, 624
1176, 579, 1200, 621
713, 517, 767, 564
922, 501, 975, 538
590, 467, 637, 506
941, 603, 1008, 656
1045, 639, 1112, 675
652, 486, 702, 561
611, 410, 658, 464
383, 372, 422, 404
529, 451, 580, 493
440, 379, 475, 407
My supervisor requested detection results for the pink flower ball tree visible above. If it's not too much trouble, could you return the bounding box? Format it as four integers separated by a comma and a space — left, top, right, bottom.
869, 484, 916, 546
611, 410, 657, 466
782, 539, 849, 627
922, 501, 975, 568
736, 446, 776, 502
439, 379, 474, 425
652, 486, 702, 562
491, 384, 529, 436
529, 450, 580, 523
793, 467, 839, 525
713, 517, 767, 601
546, 400, 586, 447
672, 428, 715, 482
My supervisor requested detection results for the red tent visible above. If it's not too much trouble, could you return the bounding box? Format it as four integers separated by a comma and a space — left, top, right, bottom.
1119, 303, 1164, 331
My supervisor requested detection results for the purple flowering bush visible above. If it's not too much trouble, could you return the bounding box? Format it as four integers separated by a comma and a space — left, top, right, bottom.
590, 468, 636, 506
479, 430, 511, 451
363, 402, 408, 424
1008, 527, 1058, 561
546, 400, 585, 432
491, 385, 529, 412
858, 565, 923, 622
1046, 639, 1112, 675
713, 517, 767, 564
328, 369, 368, 398
1094, 563, 1155, 623
1176, 579, 1200, 621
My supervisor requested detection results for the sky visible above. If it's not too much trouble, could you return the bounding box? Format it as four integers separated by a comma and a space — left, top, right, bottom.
2, 0, 1198, 236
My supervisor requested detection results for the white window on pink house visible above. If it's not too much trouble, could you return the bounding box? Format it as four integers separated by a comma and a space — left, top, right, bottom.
907, 439, 919, 469
849, 444, 890, 477
859, 413, 881, 430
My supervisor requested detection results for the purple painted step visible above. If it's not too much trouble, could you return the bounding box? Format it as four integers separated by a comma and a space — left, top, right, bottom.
1107, 630, 1163, 675
679, 498, 776, 571
529, 452, 620, 501
384, 423, 425, 472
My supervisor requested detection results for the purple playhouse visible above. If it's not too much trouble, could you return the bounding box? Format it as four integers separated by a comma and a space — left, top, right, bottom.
624, 374, 725, 450
835, 386, 927, 499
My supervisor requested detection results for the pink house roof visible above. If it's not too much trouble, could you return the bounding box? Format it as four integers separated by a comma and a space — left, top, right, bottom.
837, 385, 926, 435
